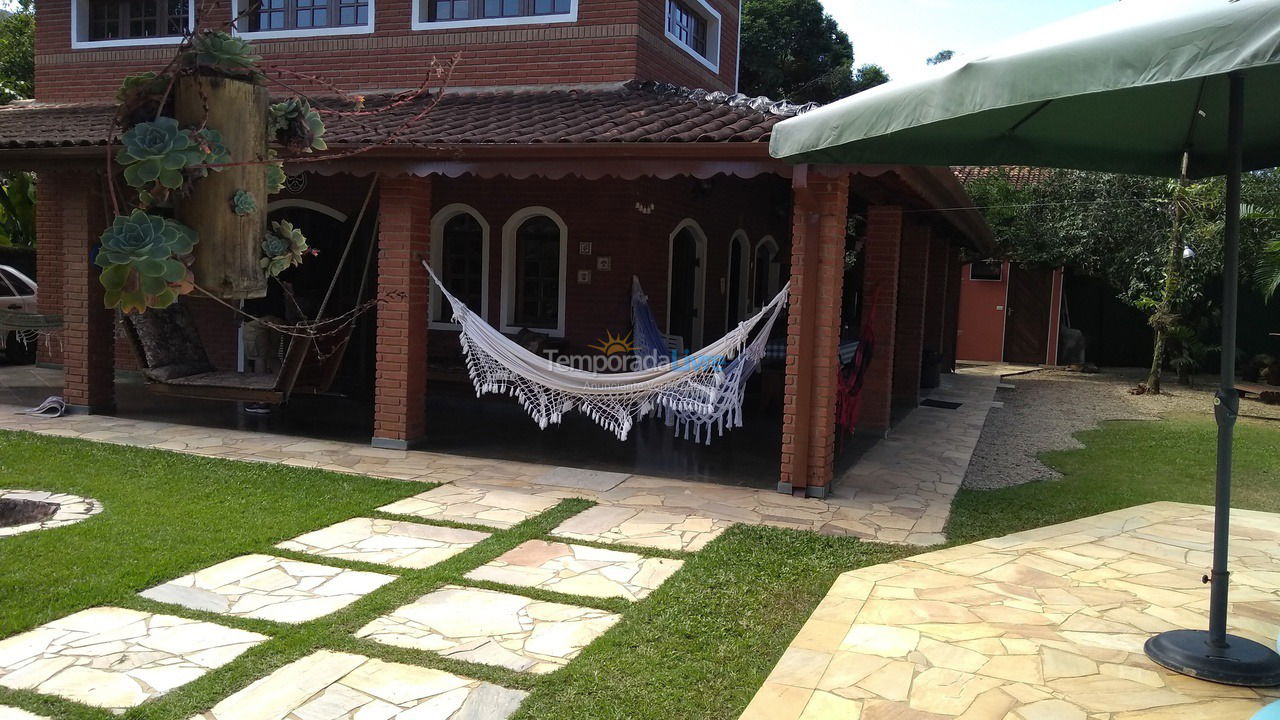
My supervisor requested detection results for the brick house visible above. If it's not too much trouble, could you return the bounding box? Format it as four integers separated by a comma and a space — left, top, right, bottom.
0, 0, 989, 497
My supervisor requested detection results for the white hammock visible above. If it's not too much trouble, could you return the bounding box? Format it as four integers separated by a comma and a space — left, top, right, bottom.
424, 261, 789, 441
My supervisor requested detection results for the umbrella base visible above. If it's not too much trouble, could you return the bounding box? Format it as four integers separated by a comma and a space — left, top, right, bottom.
1146, 630, 1280, 687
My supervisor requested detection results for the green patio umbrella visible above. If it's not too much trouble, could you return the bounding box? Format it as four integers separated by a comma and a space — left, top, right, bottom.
770, 0, 1280, 687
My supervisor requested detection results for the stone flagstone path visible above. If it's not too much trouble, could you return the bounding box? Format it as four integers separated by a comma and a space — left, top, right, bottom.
140, 554, 396, 623
0, 706, 48, 720
0, 367, 1000, 547
550, 504, 730, 552
0, 489, 102, 537
465, 539, 684, 601
277, 517, 491, 569
0, 607, 265, 713
193, 649, 527, 720
740, 502, 1280, 720
356, 585, 622, 674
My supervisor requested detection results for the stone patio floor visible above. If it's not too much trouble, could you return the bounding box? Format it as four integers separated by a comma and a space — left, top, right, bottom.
740, 502, 1280, 720
0, 367, 999, 546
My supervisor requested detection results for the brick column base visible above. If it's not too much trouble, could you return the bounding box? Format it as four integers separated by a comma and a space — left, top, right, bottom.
779, 171, 850, 498
55, 172, 114, 414
372, 174, 432, 449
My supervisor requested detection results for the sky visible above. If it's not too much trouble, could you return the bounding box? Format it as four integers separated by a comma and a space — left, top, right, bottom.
828, 0, 1116, 82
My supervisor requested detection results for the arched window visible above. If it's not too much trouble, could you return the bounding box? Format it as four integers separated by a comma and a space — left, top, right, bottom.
438, 214, 485, 321
752, 236, 780, 310
512, 216, 561, 329
502, 208, 566, 335
430, 204, 490, 328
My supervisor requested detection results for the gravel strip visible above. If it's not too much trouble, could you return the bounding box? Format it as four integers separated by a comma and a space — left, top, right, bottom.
962, 367, 1280, 490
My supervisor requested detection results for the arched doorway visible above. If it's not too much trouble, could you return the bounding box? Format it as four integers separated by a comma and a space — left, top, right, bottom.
668, 221, 707, 351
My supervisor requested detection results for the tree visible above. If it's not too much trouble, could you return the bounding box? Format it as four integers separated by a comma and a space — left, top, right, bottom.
965, 168, 1280, 388
0, 0, 33, 104
851, 64, 890, 94
740, 0, 879, 104
0, 171, 34, 247
926, 50, 955, 66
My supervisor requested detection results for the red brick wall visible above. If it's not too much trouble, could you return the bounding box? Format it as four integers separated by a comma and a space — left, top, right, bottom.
859, 205, 901, 435
892, 223, 929, 406
35, 181, 67, 367
35, 0, 736, 102
779, 173, 849, 493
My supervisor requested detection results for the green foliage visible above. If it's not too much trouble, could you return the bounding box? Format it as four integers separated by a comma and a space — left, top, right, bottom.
261, 219, 309, 277
187, 30, 261, 77
851, 64, 890, 94
267, 97, 328, 152
117, 118, 229, 204
232, 189, 257, 216
95, 210, 198, 313
926, 49, 955, 66
0, 171, 35, 247
740, 0, 865, 104
0, 0, 33, 104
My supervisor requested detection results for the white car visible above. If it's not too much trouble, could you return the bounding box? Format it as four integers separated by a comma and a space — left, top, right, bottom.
0, 264, 38, 363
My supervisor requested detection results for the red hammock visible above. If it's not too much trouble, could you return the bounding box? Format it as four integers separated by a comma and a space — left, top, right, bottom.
836, 286, 884, 434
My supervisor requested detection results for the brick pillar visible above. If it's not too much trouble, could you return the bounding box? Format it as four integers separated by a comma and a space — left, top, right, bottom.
923, 235, 949, 354
859, 206, 902, 435
56, 172, 114, 413
892, 223, 931, 407
372, 174, 432, 449
779, 171, 849, 498
942, 246, 963, 372
35, 180, 66, 366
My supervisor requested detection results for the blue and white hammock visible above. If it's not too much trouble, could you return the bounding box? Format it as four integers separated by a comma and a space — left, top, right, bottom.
424, 261, 788, 442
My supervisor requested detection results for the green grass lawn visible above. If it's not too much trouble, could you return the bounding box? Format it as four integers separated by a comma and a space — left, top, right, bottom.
947, 415, 1280, 544
3, 414, 1279, 719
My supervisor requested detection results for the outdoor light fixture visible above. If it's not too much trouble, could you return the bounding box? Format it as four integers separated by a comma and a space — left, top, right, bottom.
1183, 246, 1196, 259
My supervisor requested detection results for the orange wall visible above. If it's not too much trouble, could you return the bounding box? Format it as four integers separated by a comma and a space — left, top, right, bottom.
956, 261, 1009, 362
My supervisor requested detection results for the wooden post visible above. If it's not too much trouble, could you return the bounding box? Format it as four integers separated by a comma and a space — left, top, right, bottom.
175, 75, 270, 300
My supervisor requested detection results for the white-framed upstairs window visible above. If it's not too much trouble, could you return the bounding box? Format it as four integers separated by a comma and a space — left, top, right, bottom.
430, 204, 490, 330
231, 0, 374, 40
664, 0, 720, 73
501, 207, 567, 337
72, 0, 195, 49
413, 0, 577, 31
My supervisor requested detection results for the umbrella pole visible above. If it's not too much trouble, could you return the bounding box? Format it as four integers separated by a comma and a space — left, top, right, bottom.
1145, 71, 1280, 687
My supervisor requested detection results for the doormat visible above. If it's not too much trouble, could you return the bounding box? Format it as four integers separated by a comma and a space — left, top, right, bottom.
921, 399, 963, 410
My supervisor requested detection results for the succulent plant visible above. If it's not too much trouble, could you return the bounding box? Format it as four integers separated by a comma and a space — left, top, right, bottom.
96, 211, 198, 313
117, 117, 207, 191
261, 219, 310, 277
115, 72, 172, 128
265, 150, 287, 194
187, 31, 262, 77
232, 189, 257, 216
267, 98, 328, 153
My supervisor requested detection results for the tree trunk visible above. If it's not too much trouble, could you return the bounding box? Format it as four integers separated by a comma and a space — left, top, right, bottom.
175, 74, 269, 300
1146, 178, 1188, 394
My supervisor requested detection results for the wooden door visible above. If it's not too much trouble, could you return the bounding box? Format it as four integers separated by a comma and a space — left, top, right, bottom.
1003, 264, 1053, 364
668, 228, 701, 350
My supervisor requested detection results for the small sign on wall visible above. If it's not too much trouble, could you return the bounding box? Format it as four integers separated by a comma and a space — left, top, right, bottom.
579, 242, 593, 255
577, 269, 592, 284
596, 256, 612, 271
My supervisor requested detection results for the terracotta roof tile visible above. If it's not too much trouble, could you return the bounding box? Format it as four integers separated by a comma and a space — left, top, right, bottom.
0, 82, 816, 151
953, 165, 1055, 188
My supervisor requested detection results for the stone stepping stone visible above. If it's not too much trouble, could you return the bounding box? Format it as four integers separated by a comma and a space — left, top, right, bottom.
378, 486, 559, 529
551, 504, 729, 552
140, 554, 396, 624
0, 706, 49, 720
193, 649, 526, 720
0, 607, 265, 713
277, 517, 491, 569
465, 539, 683, 601
0, 489, 101, 537
355, 585, 621, 674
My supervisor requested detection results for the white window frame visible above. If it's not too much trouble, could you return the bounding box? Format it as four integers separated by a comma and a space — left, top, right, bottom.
725, 229, 751, 328
664, 0, 721, 74
412, 0, 578, 31
430, 203, 491, 331
71, 0, 196, 49
968, 260, 1004, 282
501, 206, 567, 338
667, 218, 708, 350
230, 0, 375, 40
